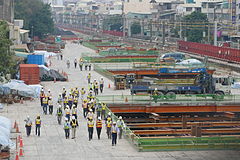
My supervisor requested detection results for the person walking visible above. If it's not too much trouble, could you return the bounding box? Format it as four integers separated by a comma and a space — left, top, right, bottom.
42, 96, 48, 114
24, 116, 32, 137
70, 116, 78, 139
67, 59, 70, 69
88, 63, 92, 71
65, 106, 71, 121
68, 94, 73, 110
94, 82, 99, 96
56, 105, 63, 125
40, 89, 45, 106
73, 96, 78, 108
96, 117, 102, 140
35, 115, 41, 137
82, 99, 88, 118
80, 88, 86, 101
96, 102, 102, 118
63, 118, 71, 139
62, 87, 66, 99
85, 63, 88, 70
48, 97, 54, 115
63, 96, 68, 109
111, 122, 119, 146
106, 117, 112, 139
117, 116, 124, 139
74, 58, 77, 69
79, 58, 83, 71
87, 73, 91, 84
87, 117, 94, 141
72, 106, 77, 119
99, 78, 104, 93
60, 52, 63, 60
57, 93, 63, 106
101, 102, 106, 120
87, 109, 94, 120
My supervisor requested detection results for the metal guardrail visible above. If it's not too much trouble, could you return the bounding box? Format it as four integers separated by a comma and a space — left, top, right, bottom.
93, 64, 114, 81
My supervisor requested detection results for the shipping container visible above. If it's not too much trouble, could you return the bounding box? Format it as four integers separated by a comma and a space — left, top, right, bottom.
27, 54, 45, 65
19, 64, 40, 85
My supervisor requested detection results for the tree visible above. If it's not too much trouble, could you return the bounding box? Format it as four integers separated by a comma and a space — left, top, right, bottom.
14, 0, 54, 39
0, 21, 16, 81
131, 22, 141, 35
183, 11, 208, 42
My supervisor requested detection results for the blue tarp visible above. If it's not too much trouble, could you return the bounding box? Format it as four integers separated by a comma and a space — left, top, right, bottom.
0, 116, 11, 147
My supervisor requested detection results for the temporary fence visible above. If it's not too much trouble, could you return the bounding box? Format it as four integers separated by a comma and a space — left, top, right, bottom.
83, 56, 157, 63
93, 64, 114, 81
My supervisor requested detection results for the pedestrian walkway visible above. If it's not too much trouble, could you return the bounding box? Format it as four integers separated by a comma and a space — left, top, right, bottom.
1, 42, 240, 160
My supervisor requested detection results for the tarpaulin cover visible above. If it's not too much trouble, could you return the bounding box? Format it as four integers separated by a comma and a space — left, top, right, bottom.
0, 116, 11, 147
34, 50, 56, 59
177, 59, 202, 65
39, 67, 67, 81
232, 82, 240, 89
0, 80, 38, 98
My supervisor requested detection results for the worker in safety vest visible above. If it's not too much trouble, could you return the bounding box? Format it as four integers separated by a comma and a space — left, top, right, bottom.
40, 88, 45, 106
117, 116, 124, 139
63, 118, 71, 139
153, 88, 159, 96
96, 117, 102, 140
111, 122, 119, 146
87, 109, 94, 121
94, 82, 99, 96
35, 115, 41, 136
73, 96, 78, 108
42, 96, 48, 115
46, 89, 52, 100
48, 97, 54, 115
63, 96, 68, 109
56, 105, 63, 125
24, 116, 32, 137
70, 116, 78, 139
65, 105, 71, 121
106, 117, 112, 139
87, 73, 91, 84
96, 102, 102, 118
68, 94, 73, 110
82, 99, 88, 118
57, 93, 63, 106
101, 102, 107, 120
79, 58, 83, 71
72, 105, 77, 119
74, 87, 79, 98
80, 88, 86, 100
99, 78, 104, 93
87, 117, 94, 141
62, 87, 66, 99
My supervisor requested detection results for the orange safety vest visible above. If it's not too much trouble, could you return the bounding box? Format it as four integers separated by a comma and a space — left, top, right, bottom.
96, 120, 102, 128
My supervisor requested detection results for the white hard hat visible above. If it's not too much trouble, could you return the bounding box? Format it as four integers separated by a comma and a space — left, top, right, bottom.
27, 115, 30, 119
108, 112, 111, 116
59, 105, 62, 108
89, 109, 93, 112
48, 89, 51, 92
119, 116, 122, 120
41, 88, 44, 91
98, 117, 101, 120
59, 93, 61, 95
155, 88, 157, 90
63, 87, 65, 89
113, 122, 116, 124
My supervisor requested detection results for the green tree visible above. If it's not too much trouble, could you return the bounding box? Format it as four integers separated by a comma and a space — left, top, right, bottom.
183, 11, 208, 42
131, 22, 141, 35
0, 21, 16, 81
14, 0, 54, 39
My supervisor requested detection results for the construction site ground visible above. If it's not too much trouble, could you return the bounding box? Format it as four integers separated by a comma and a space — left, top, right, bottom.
1, 42, 240, 160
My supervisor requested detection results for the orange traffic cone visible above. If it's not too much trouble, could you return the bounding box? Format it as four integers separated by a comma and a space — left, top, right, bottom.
14, 120, 17, 129
19, 148, 24, 157
19, 138, 23, 148
15, 152, 19, 160
16, 124, 20, 133
108, 83, 111, 88
125, 97, 128, 102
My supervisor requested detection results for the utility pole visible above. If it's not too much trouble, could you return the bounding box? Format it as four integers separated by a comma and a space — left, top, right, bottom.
162, 21, 165, 46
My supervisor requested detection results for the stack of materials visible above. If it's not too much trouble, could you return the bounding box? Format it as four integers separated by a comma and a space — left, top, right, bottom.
19, 64, 40, 85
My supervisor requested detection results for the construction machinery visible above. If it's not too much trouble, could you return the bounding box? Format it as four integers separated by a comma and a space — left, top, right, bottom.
114, 75, 126, 90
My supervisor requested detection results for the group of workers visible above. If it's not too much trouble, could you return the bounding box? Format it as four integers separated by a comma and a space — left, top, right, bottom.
67, 57, 92, 71
25, 82, 125, 146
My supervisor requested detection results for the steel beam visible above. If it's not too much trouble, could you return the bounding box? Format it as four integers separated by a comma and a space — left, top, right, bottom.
133, 128, 240, 135
128, 121, 240, 128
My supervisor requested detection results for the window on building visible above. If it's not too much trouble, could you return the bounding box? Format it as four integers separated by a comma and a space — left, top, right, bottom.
208, 3, 215, 8
196, 7, 201, 12
186, 7, 192, 11
202, 3, 206, 8
166, 3, 171, 9
0, 0, 3, 5
139, 0, 142, 2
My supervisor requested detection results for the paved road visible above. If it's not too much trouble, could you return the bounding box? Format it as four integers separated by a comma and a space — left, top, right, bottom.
1, 42, 240, 160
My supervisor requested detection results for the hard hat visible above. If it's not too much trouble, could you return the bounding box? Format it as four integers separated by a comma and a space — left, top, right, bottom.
84, 99, 87, 102
98, 117, 101, 120
59, 93, 61, 95
27, 115, 30, 119
107, 117, 111, 121
59, 105, 62, 108
63, 87, 65, 89
155, 88, 157, 90
94, 79, 96, 81
48, 89, 51, 92
108, 112, 111, 116
113, 122, 116, 124
49, 97, 52, 99
89, 117, 93, 120
89, 109, 93, 112
119, 116, 122, 120
41, 88, 44, 91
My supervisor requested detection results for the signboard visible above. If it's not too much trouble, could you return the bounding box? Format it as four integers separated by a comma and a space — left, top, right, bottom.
55, 36, 62, 43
